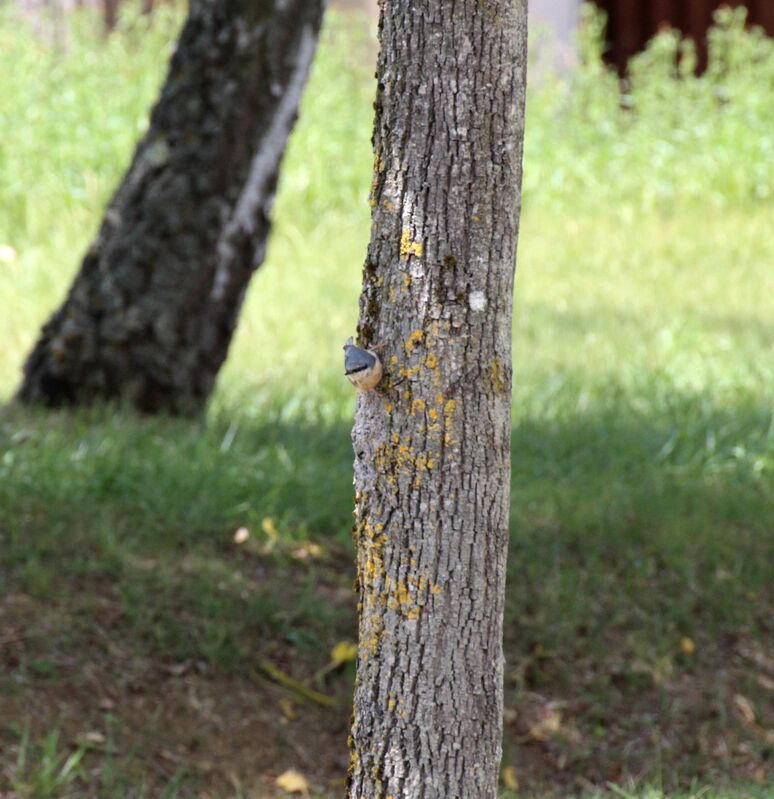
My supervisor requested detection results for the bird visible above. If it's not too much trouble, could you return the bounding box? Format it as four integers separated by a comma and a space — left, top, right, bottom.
343, 337, 383, 391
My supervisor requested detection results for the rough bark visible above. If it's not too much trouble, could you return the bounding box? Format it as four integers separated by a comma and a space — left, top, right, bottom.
18, 0, 325, 413
348, 1, 528, 797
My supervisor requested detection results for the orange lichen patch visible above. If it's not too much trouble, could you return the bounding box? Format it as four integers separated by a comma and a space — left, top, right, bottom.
360, 612, 384, 658
398, 365, 421, 380
394, 580, 411, 606
424, 352, 438, 369
414, 574, 442, 596
374, 434, 415, 481
385, 578, 417, 618
404, 329, 424, 352
399, 228, 424, 259
414, 454, 434, 472
428, 408, 439, 422
390, 355, 398, 365
436, 392, 444, 405
490, 359, 508, 394
353, 516, 389, 660
410, 398, 426, 416
443, 399, 457, 445
354, 517, 387, 586
383, 571, 442, 619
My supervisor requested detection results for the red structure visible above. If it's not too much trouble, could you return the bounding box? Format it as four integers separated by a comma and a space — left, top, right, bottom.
593, 1, 774, 71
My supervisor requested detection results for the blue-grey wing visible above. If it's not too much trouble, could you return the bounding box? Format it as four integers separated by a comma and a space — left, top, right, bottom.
345, 347, 376, 374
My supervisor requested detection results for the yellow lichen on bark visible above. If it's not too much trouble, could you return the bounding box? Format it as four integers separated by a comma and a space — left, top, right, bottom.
353, 515, 387, 661
443, 398, 457, 445
369, 151, 385, 208
404, 329, 424, 352
410, 398, 426, 416
399, 228, 423, 259
489, 359, 508, 393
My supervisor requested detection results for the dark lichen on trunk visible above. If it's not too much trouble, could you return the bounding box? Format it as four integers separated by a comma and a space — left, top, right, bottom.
18, 0, 325, 414
348, 1, 528, 797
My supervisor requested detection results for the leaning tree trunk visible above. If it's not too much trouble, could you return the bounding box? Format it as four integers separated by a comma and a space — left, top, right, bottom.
18, 0, 325, 413
348, 1, 527, 797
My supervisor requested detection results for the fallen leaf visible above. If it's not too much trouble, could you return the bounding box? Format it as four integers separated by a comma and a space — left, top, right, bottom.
712, 737, 729, 759
233, 527, 249, 544
732, 694, 756, 727
330, 640, 358, 666
260, 517, 279, 553
680, 636, 696, 655
164, 660, 192, 677
159, 747, 181, 762
737, 640, 774, 673
262, 516, 279, 540
502, 764, 519, 791
276, 768, 309, 795
291, 542, 323, 561
528, 706, 561, 741
75, 730, 107, 750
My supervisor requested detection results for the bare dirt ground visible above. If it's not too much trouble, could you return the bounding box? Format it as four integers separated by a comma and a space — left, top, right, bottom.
1, 590, 771, 797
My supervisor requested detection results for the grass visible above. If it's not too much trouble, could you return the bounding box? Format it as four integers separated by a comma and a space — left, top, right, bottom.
0, 2, 772, 798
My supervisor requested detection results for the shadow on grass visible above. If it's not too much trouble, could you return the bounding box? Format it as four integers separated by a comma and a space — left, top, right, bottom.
0, 396, 774, 639
0, 390, 771, 667
0, 393, 771, 792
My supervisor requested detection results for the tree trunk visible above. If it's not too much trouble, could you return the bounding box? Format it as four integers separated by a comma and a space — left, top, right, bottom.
18, 0, 325, 413
348, 1, 527, 797
103, 0, 118, 31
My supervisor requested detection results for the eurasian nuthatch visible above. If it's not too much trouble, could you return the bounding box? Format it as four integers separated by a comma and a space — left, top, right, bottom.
343, 337, 383, 391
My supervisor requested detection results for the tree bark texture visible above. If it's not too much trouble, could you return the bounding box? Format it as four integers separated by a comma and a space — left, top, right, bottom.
348, 2, 528, 797
18, 0, 325, 413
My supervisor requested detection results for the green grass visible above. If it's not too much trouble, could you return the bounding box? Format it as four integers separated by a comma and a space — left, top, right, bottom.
0, 2, 772, 797
6, 716, 770, 799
